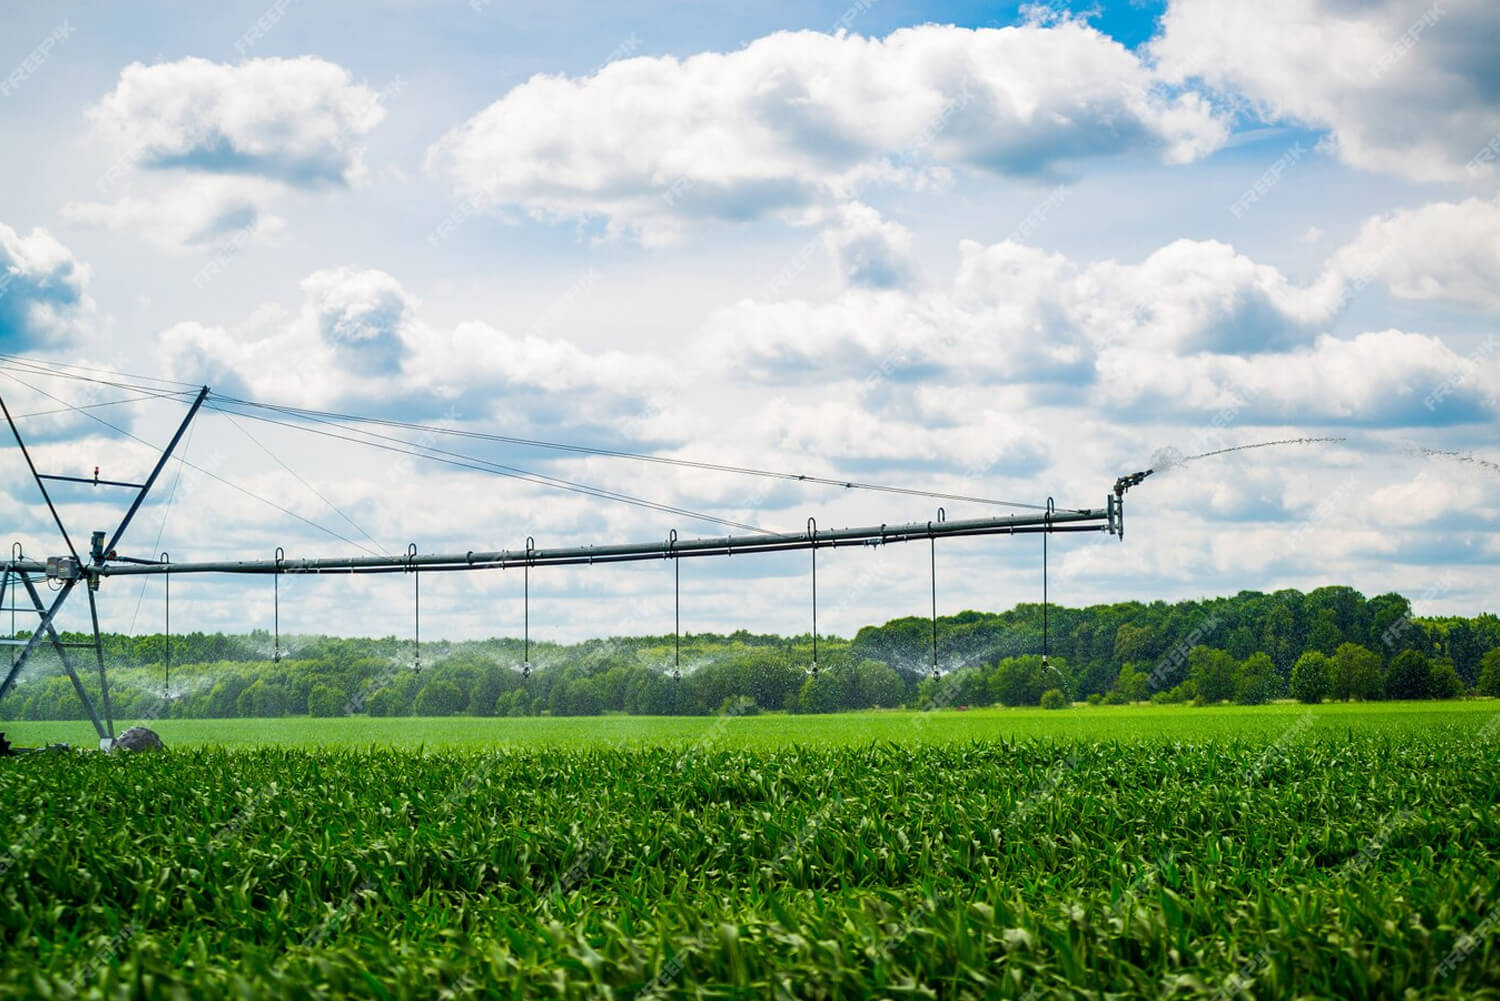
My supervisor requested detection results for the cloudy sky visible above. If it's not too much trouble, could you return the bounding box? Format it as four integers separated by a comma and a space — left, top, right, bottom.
0, 0, 1496, 650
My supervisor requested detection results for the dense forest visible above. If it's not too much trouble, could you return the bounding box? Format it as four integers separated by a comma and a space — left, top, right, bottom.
4, 586, 1498, 722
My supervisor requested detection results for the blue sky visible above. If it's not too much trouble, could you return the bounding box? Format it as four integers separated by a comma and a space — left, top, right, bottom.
0, 0, 1497, 647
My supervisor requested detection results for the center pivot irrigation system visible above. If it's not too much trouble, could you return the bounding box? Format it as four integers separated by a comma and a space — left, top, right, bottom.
0, 379, 1153, 749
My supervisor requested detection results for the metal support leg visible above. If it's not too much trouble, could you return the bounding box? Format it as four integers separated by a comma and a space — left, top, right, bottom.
163, 553, 170, 700
808, 518, 818, 677
0, 386, 208, 726
930, 510, 943, 681
0, 576, 76, 701
670, 529, 680, 681
14, 574, 106, 741
522, 536, 533, 679
87, 586, 114, 740
0, 563, 13, 674
409, 543, 420, 673
674, 556, 680, 680
1043, 498, 1052, 668
274, 547, 283, 663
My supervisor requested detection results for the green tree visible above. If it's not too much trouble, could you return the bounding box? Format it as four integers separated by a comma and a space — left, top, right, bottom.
1367, 593, 1414, 651
1478, 649, 1500, 697
1112, 624, 1154, 664
798, 672, 843, 714
1234, 652, 1277, 705
25, 677, 79, 720
944, 666, 993, 707
307, 683, 345, 718
415, 680, 465, 716
1112, 662, 1150, 703
626, 673, 676, 716
560, 678, 605, 716
1261, 597, 1304, 675
366, 687, 408, 716
1040, 688, 1068, 710
1289, 651, 1330, 704
1427, 659, 1464, 700
237, 679, 287, 717
1329, 643, 1383, 701
1306, 610, 1343, 656
205, 675, 251, 718
1385, 650, 1430, 701
466, 667, 509, 716
1187, 647, 1237, 704
854, 660, 905, 708
988, 656, 1051, 707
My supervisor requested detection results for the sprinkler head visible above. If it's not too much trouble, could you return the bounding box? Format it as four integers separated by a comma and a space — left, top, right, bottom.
522, 661, 531, 680
1113, 470, 1152, 496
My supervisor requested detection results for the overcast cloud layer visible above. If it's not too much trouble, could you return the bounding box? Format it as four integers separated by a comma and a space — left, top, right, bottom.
0, 0, 1496, 644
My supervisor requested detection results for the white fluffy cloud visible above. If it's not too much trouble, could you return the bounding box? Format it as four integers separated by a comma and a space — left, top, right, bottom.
68, 58, 389, 253
87, 57, 385, 187
159, 266, 665, 436
1333, 195, 1500, 310
1095, 329, 1496, 424
747, 394, 1048, 475
427, 22, 1226, 242
300, 267, 415, 375
701, 230, 1500, 428
989, 237, 1345, 354
63, 176, 286, 254
705, 236, 1345, 385
0, 223, 92, 349
822, 202, 918, 289
1152, 0, 1500, 181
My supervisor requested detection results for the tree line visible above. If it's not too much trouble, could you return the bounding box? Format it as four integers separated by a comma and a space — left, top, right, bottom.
3, 585, 1498, 721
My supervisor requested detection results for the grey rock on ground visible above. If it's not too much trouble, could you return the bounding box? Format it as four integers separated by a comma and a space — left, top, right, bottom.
111, 726, 165, 752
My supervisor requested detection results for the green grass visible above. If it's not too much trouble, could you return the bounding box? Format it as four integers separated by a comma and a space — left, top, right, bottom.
3, 703, 1498, 999
6, 698, 1497, 749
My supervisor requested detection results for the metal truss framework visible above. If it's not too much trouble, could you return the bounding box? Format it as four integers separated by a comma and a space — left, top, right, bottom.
0, 386, 1140, 744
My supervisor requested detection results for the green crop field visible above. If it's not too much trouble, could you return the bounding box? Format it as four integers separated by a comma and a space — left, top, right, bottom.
6, 699, 1498, 749
3, 703, 1499, 999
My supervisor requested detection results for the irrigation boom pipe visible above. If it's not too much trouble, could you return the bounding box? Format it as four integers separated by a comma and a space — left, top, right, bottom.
69, 506, 1116, 579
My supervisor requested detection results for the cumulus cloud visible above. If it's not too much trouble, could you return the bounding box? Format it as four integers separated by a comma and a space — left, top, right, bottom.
746, 393, 1049, 475
1333, 195, 1500, 311
1152, 0, 1500, 182
705, 236, 1344, 384
0, 223, 92, 349
1005, 237, 1343, 353
300, 267, 415, 375
427, 22, 1226, 242
63, 176, 286, 255
822, 202, 918, 289
70, 57, 390, 253
1095, 330, 1496, 425
159, 266, 664, 436
87, 57, 386, 187
700, 228, 1500, 428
